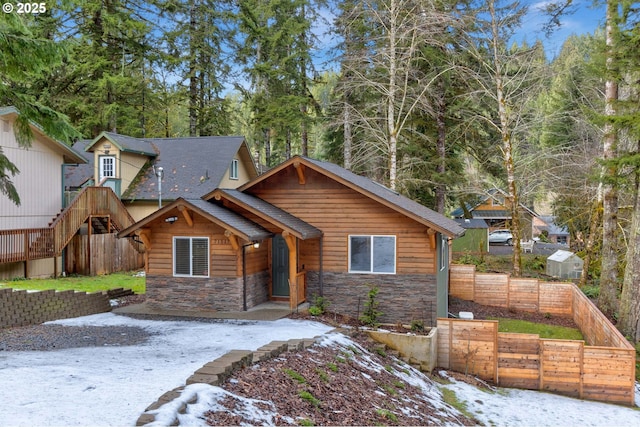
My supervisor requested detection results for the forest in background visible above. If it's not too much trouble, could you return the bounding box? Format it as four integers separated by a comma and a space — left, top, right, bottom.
2, 0, 640, 342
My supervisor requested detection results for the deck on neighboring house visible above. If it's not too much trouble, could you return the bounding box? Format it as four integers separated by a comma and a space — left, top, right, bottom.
0, 187, 137, 276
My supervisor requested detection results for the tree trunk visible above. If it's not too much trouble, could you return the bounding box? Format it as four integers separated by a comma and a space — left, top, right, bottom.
188, 0, 198, 137
435, 79, 446, 214
343, 101, 352, 169
264, 128, 271, 167
619, 167, 640, 343
598, 0, 620, 315
489, 0, 521, 276
579, 196, 602, 288
387, 0, 398, 190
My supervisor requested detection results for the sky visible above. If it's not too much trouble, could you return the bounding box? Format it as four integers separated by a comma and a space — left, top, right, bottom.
517, 0, 605, 58
0, 311, 638, 427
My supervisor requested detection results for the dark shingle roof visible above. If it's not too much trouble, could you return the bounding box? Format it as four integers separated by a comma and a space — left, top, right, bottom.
298, 157, 465, 237
95, 132, 157, 156
219, 189, 322, 239
122, 136, 247, 201
118, 198, 272, 242
538, 216, 569, 236
186, 199, 272, 241
64, 140, 94, 188
454, 218, 489, 229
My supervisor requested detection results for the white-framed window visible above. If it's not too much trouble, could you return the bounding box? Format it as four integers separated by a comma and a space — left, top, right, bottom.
348, 235, 396, 274
173, 237, 209, 277
440, 235, 448, 271
230, 159, 239, 180
99, 156, 116, 180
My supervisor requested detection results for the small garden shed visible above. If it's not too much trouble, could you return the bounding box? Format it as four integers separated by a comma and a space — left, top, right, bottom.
546, 250, 583, 279
451, 219, 488, 254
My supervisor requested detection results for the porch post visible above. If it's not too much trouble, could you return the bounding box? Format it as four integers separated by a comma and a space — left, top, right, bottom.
282, 231, 297, 309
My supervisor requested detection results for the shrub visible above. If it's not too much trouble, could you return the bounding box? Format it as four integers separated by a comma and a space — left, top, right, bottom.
308, 294, 330, 316
410, 319, 425, 332
359, 285, 383, 327
581, 285, 600, 299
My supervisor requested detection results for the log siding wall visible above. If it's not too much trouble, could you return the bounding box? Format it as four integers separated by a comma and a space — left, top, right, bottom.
144, 210, 270, 312
249, 167, 437, 275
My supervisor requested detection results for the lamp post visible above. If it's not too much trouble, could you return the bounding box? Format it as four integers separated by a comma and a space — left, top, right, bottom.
155, 166, 164, 208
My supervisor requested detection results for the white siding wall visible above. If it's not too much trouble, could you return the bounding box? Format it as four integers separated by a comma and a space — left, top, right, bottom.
0, 116, 63, 229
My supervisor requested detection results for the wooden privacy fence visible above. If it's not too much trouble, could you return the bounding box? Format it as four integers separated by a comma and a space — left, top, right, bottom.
65, 233, 144, 276
440, 264, 636, 406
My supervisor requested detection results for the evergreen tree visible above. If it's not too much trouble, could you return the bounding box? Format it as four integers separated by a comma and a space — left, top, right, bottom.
0, 13, 79, 205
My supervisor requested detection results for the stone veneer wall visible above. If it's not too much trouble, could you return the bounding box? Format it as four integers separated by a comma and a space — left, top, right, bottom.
146, 272, 269, 312
244, 271, 270, 309
306, 271, 438, 325
0, 288, 111, 328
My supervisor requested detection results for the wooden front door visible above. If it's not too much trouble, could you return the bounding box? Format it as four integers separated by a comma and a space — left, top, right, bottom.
272, 235, 290, 297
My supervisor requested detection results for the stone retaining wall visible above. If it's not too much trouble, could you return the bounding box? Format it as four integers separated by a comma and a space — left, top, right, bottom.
136, 336, 323, 426
0, 287, 112, 328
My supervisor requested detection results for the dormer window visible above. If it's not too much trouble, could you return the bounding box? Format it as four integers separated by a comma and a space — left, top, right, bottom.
99, 156, 116, 181
230, 159, 239, 180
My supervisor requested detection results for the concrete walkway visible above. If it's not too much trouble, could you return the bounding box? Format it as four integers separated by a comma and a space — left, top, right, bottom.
113, 301, 307, 321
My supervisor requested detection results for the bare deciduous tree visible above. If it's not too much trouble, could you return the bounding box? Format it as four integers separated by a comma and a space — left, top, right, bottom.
335, 0, 458, 190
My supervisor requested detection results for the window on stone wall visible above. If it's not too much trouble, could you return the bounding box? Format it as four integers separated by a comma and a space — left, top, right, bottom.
348, 235, 396, 274
173, 237, 209, 277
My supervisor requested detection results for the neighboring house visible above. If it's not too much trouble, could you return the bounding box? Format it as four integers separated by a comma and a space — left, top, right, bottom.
65, 132, 258, 221
451, 218, 489, 254
119, 156, 465, 324
532, 215, 570, 246
0, 107, 136, 279
451, 188, 538, 239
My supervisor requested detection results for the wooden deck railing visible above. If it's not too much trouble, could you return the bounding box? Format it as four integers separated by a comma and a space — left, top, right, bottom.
0, 187, 135, 264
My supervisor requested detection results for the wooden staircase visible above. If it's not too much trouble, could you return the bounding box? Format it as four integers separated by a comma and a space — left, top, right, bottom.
0, 187, 137, 266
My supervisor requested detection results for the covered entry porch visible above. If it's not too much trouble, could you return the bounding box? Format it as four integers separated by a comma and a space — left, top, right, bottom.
210, 189, 323, 310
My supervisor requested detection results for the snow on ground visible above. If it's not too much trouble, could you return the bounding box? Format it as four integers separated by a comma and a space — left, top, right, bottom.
0, 312, 639, 427
0, 313, 333, 426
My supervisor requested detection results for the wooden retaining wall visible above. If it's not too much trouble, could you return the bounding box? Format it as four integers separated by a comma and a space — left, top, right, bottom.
444, 264, 636, 406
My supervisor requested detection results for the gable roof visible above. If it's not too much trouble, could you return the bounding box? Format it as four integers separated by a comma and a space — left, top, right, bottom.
454, 218, 489, 229
86, 131, 157, 157
118, 198, 272, 242
69, 131, 255, 201
212, 189, 323, 240
450, 188, 538, 219
0, 106, 87, 164
64, 139, 94, 188
537, 216, 569, 236
239, 156, 465, 238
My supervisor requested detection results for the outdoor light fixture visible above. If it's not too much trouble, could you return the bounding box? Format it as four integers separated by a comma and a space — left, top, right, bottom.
165, 216, 178, 224
253, 241, 260, 249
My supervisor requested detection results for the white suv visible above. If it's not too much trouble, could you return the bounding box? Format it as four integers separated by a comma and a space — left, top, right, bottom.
488, 229, 513, 245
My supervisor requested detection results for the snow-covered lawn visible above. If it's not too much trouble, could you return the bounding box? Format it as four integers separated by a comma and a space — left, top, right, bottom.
0, 312, 638, 426
0, 313, 333, 426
